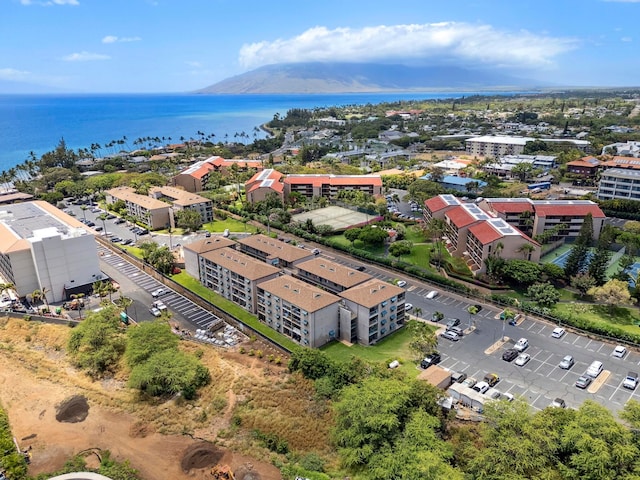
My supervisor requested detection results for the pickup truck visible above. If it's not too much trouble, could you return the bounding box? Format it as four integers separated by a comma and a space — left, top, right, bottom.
152, 300, 167, 311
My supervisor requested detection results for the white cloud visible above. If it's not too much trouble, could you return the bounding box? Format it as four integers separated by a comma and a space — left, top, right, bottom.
239, 22, 577, 70
0, 68, 31, 80
62, 51, 110, 62
621, 36, 633, 42
185, 61, 203, 68
102, 35, 141, 44
21, 0, 79, 5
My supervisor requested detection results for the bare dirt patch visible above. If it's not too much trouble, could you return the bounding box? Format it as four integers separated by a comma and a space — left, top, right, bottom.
0, 318, 284, 480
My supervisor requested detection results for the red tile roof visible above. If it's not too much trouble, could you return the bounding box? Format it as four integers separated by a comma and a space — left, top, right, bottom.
446, 205, 480, 228
284, 175, 382, 187
424, 196, 448, 212
601, 156, 640, 169
468, 222, 503, 244
567, 156, 600, 168
486, 201, 533, 214
534, 203, 605, 218
246, 170, 284, 194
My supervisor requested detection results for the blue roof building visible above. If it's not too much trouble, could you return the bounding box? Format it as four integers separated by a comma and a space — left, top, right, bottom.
420, 174, 488, 192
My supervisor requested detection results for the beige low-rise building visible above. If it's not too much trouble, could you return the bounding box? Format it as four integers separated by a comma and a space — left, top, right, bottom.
339, 279, 406, 346
149, 186, 213, 224
295, 257, 371, 293
105, 186, 171, 229
257, 276, 341, 348
198, 247, 280, 313
183, 237, 236, 279
237, 234, 314, 268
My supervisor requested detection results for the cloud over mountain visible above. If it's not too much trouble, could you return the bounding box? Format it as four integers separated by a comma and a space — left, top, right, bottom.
239, 22, 577, 72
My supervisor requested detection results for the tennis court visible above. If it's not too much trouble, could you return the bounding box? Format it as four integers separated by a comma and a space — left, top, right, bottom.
551, 248, 594, 268
292, 206, 374, 231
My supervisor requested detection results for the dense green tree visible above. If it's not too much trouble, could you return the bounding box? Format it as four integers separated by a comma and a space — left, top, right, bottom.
288, 348, 336, 380
511, 162, 534, 182
588, 238, 612, 286
174, 209, 203, 232
128, 349, 210, 399
67, 305, 126, 378
125, 320, 179, 367
588, 279, 636, 313
526, 282, 560, 307
408, 321, 438, 361
388, 240, 413, 257
571, 272, 597, 298
500, 259, 541, 286
564, 241, 590, 278
368, 411, 463, 480
357, 225, 389, 246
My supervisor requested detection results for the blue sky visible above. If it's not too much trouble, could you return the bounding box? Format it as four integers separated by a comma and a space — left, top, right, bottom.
1, 0, 639, 93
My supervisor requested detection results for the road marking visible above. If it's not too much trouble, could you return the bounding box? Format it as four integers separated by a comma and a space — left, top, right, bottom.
587, 370, 610, 394
584, 339, 593, 350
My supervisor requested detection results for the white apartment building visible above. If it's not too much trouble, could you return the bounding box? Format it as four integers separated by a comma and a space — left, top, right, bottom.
597, 168, 640, 201
466, 135, 589, 157
256, 276, 341, 348
0, 201, 102, 302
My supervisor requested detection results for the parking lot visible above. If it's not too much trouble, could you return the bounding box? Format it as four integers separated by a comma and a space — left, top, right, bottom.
97, 244, 224, 333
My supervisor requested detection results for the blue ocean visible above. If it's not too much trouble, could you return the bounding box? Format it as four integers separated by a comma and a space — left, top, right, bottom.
0, 91, 518, 173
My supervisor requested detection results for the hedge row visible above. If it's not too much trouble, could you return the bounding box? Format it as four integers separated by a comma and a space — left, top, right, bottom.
490, 294, 640, 345
0, 407, 28, 479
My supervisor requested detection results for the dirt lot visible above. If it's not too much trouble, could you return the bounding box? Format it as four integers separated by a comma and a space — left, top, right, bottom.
0, 317, 285, 480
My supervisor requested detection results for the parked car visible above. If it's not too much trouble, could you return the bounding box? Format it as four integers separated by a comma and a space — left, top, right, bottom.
431, 311, 444, 322
515, 353, 531, 367
312, 248, 321, 255
396, 280, 407, 288
550, 398, 566, 408
576, 375, 592, 389
149, 307, 162, 317
420, 352, 441, 369
586, 360, 604, 378
445, 318, 461, 330
623, 371, 639, 390
551, 327, 566, 338
559, 355, 575, 370
462, 377, 477, 389
426, 290, 438, 299
355, 265, 366, 272
94, 226, 103, 231
404, 303, 413, 312
514, 338, 529, 352
448, 326, 464, 337
151, 288, 167, 298
110, 237, 122, 243
114, 218, 125, 224
473, 381, 490, 394
106, 214, 116, 219
451, 371, 467, 384
483, 373, 500, 387
502, 348, 518, 362
613, 345, 627, 358
152, 300, 167, 311
121, 238, 133, 245
441, 330, 460, 342
86, 221, 95, 227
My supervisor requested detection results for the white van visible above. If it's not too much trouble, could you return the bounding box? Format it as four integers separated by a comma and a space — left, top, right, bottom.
586, 360, 604, 378
426, 290, 439, 299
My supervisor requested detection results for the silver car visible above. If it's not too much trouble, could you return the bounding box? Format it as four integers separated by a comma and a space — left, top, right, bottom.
559, 355, 574, 370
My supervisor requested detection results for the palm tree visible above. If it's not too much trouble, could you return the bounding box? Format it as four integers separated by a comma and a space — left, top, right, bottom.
40, 286, 50, 312
115, 294, 133, 316
70, 293, 86, 319
0, 282, 14, 299
31, 289, 42, 309
98, 213, 109, 236
80, 205, 88, 221
517, 243, 536, 260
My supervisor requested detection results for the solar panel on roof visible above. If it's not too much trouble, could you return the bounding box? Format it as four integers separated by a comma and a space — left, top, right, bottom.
262, 179, 273, 187
256, 169, 271, 180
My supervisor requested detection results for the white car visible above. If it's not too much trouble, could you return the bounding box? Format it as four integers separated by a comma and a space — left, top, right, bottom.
472, 381, 490, 394
514, 338, 529, 352
152, 300, 167, 311
440, 330, 460, 342
396, 280, 407, 288
404, 303, 413, 311
149, 307, 162, 317
551, 327, 565, 338
515, 353, 531, 367
151, 288, 167, 298
613, 345, 627, 358
426, 290, 438, 299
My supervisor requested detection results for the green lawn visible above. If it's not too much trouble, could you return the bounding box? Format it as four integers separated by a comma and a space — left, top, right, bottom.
203, 218, 257, 234
400, 244, 433, 269
321, 321, 432, 377
552, 301, 640, 336
170, 272, 299, 351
